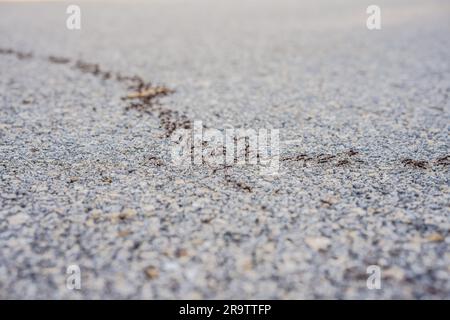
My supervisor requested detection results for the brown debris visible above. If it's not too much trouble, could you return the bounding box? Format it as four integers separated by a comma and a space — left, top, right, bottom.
125, 86, 172, 100
2, 47, 183, 139
144, 266, 159, 279
74, 60, 112, 79
16, 52, 33, 60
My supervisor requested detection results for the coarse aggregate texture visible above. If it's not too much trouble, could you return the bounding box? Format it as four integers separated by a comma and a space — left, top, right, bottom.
0, 0, 449, 299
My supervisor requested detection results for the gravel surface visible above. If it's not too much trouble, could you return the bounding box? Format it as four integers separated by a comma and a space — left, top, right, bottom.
0, 0, 449, 299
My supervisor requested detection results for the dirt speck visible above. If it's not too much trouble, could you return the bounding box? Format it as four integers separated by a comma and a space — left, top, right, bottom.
401, 159, 429, 169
